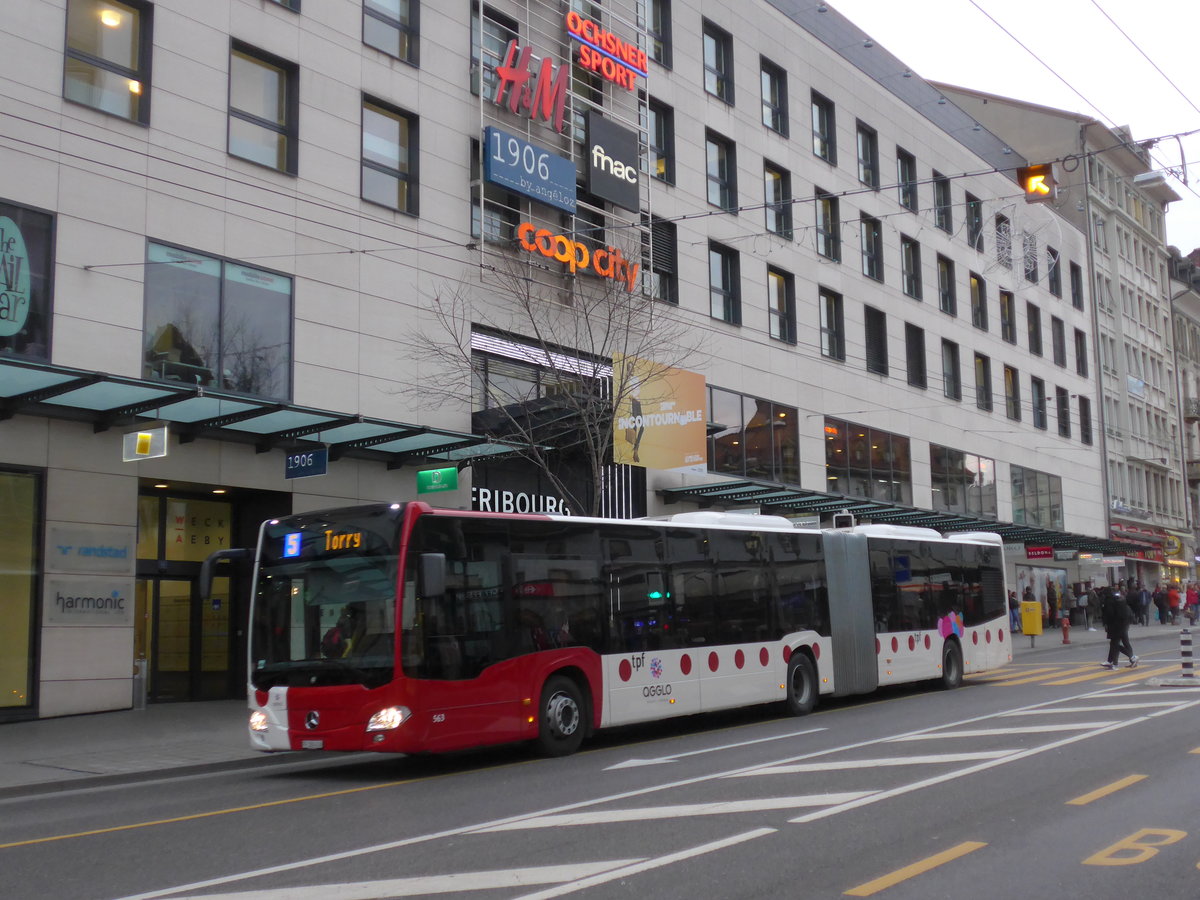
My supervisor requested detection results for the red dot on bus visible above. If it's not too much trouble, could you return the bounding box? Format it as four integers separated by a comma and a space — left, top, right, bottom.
891, 636, 899, 653
708, 651, 719, 672
998, 629, 1005, 643
734, 649, 745, 669
783, 645, 792, 663
875, 638, 881, 654
907, 636, 915, 651
986, 630, 992, 643
681, 654, 692, 675
924, 635, 931, 649
759, 647, 770, 666
619, 659, 632, 682
972, 631, 979, 645
812, 643, 820, 660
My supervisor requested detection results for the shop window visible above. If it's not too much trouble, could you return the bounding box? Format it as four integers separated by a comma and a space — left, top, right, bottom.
0, 469, 39, 714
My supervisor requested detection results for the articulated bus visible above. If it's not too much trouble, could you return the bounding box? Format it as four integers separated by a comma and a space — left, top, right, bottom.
234, 502, 1010, 757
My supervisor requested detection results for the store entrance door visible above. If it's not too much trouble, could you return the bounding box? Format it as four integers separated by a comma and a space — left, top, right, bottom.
135, 574, 233, 702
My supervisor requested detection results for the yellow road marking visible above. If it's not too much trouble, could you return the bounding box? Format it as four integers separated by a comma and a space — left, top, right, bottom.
1066, 774, 1147, 806
1001, 665, 1097, 686
844, 841, 987, 896
0, 778, 420, 849
1107, 664, 1176, 684
969, 666, 1059, 682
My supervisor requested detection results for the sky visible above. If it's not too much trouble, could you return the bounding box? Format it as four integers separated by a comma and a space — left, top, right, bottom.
833, 0, 1200, 254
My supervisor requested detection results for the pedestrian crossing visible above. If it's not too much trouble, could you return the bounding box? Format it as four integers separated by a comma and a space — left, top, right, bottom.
968, 661, 1185, 687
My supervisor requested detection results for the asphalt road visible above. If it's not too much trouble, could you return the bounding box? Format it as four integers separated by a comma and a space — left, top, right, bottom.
4, 632, 1199, 900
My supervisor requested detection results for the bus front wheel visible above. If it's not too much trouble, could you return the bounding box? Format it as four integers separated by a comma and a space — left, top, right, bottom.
536, 675, 586, 757
785, 652, 817, 716
940, 641, 963, 689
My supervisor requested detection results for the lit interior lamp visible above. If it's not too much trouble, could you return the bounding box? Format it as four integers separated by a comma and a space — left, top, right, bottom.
128, 80, 141, 94
100, 8, 122, 27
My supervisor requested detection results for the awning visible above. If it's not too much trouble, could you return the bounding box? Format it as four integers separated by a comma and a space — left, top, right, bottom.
0, 357, 529, 469
659, 478, 1142, 556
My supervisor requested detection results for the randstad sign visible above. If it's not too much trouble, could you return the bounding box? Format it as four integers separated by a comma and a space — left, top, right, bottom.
516, 222, 640, 292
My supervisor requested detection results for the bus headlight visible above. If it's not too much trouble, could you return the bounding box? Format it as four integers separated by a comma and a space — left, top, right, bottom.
366, 706, 411, 731
249, 710, 269, 732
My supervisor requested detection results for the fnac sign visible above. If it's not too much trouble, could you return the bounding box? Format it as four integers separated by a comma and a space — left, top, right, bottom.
517, 222, 640, 292
565, 11, 647, 91
494, 41, 568, 133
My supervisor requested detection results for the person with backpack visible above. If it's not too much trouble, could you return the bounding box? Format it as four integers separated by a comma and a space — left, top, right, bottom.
1101, 587, 1138, 669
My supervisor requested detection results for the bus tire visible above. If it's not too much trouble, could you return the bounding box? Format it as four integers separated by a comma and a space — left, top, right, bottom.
536, 675, 586, 757
785, 652, 817, 716
940, 640, 963, 690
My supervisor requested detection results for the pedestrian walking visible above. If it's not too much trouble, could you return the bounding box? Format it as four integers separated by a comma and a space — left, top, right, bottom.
1086, 583, 1101, 631
1168, 583, 1182, 625
1008, 590, 1020, 633
1101, 587, 1138, 669
1136, 583, 1151, 626
1187, 583, 1200, 626
1154, 584, 1169, 625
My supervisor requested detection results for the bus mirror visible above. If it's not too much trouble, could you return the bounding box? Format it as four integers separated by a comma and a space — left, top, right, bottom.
419, 552, 446, 597
199, 548, 249, 601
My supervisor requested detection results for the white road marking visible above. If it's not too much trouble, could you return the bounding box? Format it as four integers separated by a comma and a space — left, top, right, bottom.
1001, 703, 1178, 714
727, 751, 1015, 775
1087, 687, 1200, 697
890, 722, 1116, 739
604, 727, 825, 770
513, 829, 777, 900
479, 794, 874, 831
168, 862, 641, 899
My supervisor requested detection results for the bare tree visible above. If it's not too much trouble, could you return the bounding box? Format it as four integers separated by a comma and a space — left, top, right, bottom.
401, 245, 702, 516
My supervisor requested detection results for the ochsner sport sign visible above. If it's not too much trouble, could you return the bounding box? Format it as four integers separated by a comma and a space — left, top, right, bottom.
516, 222, 640, 292
565, 11, 648, 91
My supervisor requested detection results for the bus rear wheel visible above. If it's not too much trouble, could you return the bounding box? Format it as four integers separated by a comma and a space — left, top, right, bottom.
785, 652, 817, 716
536, 675, 586, 757
940, 641, 964, 689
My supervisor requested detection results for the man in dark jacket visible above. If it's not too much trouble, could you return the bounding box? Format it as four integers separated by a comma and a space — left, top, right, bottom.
1102, 587, 1138, 669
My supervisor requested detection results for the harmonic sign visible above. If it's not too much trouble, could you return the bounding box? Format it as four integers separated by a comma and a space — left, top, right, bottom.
483, 126, 577, 214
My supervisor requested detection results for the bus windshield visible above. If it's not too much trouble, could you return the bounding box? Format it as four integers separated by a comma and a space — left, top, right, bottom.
250, 506, 403, 690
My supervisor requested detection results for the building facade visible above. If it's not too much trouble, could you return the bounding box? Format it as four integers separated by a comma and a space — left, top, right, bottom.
1, 0, 1128, 720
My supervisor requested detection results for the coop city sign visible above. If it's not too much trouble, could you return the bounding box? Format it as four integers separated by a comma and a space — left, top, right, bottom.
516, 222, 640, 291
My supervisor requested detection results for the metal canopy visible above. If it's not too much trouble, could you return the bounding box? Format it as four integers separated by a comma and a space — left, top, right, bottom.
0, 357, 528, 469
659, 479, 1141, 555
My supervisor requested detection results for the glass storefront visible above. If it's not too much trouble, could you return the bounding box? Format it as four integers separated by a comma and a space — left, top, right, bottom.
0, 469, 40, 717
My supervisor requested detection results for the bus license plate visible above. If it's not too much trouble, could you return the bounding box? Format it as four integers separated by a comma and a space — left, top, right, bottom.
301, 740, 323, 750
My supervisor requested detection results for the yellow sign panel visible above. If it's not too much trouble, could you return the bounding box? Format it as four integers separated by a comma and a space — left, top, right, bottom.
612, 354, 706, 471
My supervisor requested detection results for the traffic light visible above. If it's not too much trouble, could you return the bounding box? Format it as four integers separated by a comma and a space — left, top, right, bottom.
1017, 164, 1057, 203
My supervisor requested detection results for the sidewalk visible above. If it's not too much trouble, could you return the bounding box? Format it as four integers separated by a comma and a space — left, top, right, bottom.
1, 623, 1193, 798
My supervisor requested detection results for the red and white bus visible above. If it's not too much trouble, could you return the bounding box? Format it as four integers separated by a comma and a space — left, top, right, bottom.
235, 502, 1010, 757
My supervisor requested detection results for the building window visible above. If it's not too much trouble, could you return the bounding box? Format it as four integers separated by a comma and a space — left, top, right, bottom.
470, 138, 519, 243
825, 418, 912, 504
361, 97, 417, 214
1056, 386, 1071, 438
865, 305, 888, 375
229, 43, 298, 174
471, 4, 517, 99
965, 193, 983, 251
705, 131, 737, 210
709, 387, 799, 484
768, 267, 796, 344
1047, 246, 1062, 296
974, 353, 992, 411
1023, 232, 1038, 282
815, 189, 840, 261
709, 241, 740, 324
995, 214, 1012, 268
901, 235, 922, 300
820, 287, 845, 360
364, 0, 418, 65
760, 57, 787, 134
1070, 261, 1084, 309
970, 273, 987, 331
931, 446, 996, 518
905, 323, 926, 388
1027, 302, 1042, 355
1051, 316, 1066, 366
937, 255, 956, 315
64, 0, 151, 123
0, 200, 54, 361
764, 162, 792, 238
269, 0, 300, 9
933, 172, 951, 232
811, 91, 836, 163
1031, 377, 1047, 429
143, 242, 292, 400
942, 340, 961, 400
644, 0, 671, 68
647, 98, 675, 183
702, 20, 733, 103
642, 215, 677, 303
1004, 365, 1021, 420
1079, 396, 1093, 445
897, 148, 917, 211
1074, 328, 1088, 376
1011, 464, 1063, 529
861, 215, 883, 281
1000, 290, 1016, 343
856, 122, 879, 188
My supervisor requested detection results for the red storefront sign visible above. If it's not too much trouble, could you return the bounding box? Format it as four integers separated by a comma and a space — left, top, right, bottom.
493, 41, 569, 133
565, 11, 647, 91
1025, 546, 1053, 559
